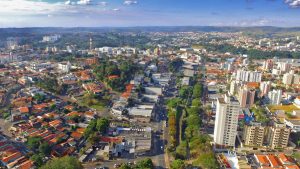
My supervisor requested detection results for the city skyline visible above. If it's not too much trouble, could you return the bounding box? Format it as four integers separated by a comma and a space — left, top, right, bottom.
1, 0, 300, 27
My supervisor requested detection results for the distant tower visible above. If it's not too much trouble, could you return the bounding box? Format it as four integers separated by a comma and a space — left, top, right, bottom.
89, 33, 93, 51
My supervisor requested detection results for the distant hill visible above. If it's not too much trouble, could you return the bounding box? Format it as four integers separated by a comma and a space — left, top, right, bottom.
1, 26, 300, 34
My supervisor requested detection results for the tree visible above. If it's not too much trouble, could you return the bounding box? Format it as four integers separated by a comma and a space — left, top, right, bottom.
39, 142, 51, 156
135, 158, 154, 169
167, 98, 182, 109
193, 152, 218, 169
96, 118, 109, 134
34, 93, 45, 102
169, 58, 184, 72
175, 141, 187, 160
179, 86, 191, 99
191, 99, 201, 107
31, 154, 44, 167
84, 119, 97, 138
40, 156, 83, 169
171, 159, 185, 169
26, 136, 42, 150
192, 84, 203, 99
119, 164, 132, 169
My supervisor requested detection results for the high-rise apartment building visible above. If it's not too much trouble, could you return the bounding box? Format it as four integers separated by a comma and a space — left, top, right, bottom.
266, 122, 291, 149
262, 59, 273, 71
214, 93, 241, 147
268, 89, 282, 105
236, 70, 262, 82
230, 81, 240, 96
277, 62, 291, 73
238, 86, 255, 108
283, 73, 294, 85
294, 75, 300, 85
243, 122, 265, 147
260, 81, 271, 97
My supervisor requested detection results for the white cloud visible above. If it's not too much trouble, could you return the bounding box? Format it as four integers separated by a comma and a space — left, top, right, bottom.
123, 0, 138, 5
65, 0, 71, 5
284, 0, 300, 8
0, 0, 68, 15
99, 1, 108, 6
113, 8, 120, 11
77, 0, 92, 5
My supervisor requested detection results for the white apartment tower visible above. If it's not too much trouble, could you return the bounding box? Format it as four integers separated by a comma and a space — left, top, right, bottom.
214, 93, 241, 147
282, 73, 294, 85
260, 81, 271, 97
262, 59, 273, 71
236, 70, 262, 82
277, 62, 291, 73
268, 89, 282, 105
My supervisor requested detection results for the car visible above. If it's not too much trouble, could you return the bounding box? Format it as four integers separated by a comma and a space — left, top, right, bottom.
114, 164, 121, 168
97, 167, 108, 169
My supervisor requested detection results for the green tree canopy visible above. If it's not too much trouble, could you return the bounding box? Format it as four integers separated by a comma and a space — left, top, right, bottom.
96, 118, 110, 134
40, 156, 83, 169
39, 142, 51, 156
26, 136, 42, 150
171, 159, 185, 169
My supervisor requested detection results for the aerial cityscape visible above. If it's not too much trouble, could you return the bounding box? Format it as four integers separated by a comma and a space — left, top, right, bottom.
1, 0, 300, 169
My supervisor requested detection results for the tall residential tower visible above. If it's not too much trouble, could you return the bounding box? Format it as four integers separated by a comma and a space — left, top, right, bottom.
214, 93, 241, 147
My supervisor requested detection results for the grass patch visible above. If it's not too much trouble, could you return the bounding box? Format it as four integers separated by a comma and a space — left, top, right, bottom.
293, 152, 300, 161
268, 104, 300, 113
77, 92, 109, 111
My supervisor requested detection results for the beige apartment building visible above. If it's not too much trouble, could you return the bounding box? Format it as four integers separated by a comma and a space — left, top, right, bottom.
266, 122, 291, 149
243, 122, 265, 147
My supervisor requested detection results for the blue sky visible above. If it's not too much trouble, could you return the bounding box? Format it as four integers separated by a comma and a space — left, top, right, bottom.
0, 0, 300, 27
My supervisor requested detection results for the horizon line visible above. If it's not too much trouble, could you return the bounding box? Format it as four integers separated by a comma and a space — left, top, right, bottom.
1, 25, 300, 29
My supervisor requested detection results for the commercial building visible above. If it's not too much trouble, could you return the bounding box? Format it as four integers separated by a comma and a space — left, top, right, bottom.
214, 93, 241, 147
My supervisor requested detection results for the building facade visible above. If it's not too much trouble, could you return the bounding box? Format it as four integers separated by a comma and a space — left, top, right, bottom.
266, 122, 291, 149
243, 122, 265, 147
214, 93, 241, 147
268, 89, 282, 105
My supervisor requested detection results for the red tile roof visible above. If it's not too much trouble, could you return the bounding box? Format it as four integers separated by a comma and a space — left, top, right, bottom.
19, 107, 29, 113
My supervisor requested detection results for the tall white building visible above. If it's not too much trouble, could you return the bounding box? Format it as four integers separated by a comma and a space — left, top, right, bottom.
214, 93, 241, 147
262, 59, 273, 71
236, 70, 262, 82
58, 62, 71, 73
230, 81, 240, 96
277, 62, 291, 73
282, 73, 294, 85
294, 75, 300, 84
260, 81, 271, 97
43, 35, 61, 43
268, 89, 282, 105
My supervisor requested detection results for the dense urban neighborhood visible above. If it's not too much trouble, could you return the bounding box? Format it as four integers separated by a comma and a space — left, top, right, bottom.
0, 27, 300, 169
